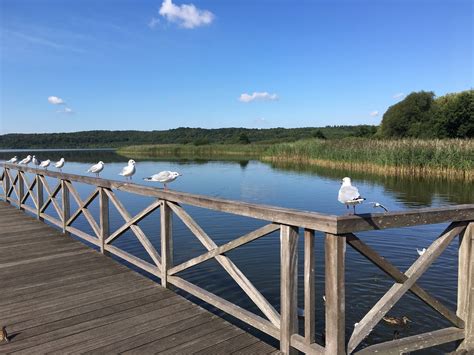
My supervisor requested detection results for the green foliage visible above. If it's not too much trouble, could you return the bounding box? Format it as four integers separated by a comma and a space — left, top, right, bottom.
238, 133, 250, 144
381, 90, 473, 138
0, 126, 377, 149
311, 129, 326, 139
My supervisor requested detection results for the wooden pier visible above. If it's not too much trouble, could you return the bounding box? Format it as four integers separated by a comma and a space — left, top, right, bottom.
0, 202, 278, 353
1, 162, 473, 354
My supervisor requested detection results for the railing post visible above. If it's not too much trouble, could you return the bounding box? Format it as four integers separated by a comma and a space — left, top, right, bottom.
280, 224, 298, 355
160, 200, 173, 288
458, 222, 474, 350
36, 174, 43, 221
61, 180, 70, 235
18, 171, 24, 210
325, 233, 346, 355
4, 167, 10, 204
99, 188, 109, 254
304, 229, 315, 344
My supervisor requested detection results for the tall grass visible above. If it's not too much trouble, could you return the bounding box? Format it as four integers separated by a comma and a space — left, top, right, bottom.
118, 144, 269, 158
118, 139, 473, 180
263, 139, 474, 180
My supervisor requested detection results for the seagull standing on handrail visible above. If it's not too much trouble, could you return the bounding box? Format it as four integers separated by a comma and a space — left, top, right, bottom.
119, 160, 136, 180
87, 161, 105, 177
338, 177, 366, 214
143, 171, 181, 190
55, 158, 65, 172
40, 159, 51, 170
19, 155, 32, 165
7, 156, 18, 164
32, 155, 41, 168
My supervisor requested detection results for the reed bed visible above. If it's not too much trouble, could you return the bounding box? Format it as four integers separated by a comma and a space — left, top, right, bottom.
118, 144, 269, 158
263, 139, 474, 180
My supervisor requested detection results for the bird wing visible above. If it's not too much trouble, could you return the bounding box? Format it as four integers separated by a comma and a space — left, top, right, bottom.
40, 160, 50, 167
120, 165, 134, 175
88, 164, 99, 172
153, 171, 172, 181
338, 185, 361, 203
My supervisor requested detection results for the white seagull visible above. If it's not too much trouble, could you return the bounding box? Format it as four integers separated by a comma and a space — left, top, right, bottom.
119, 159, 136, 180
143, 171, 181, 189
55, 158, 65, 172
87, 161, 105, 177
19, 155, 32, 165
40, 159, 51, 170
7, 156, 18, 164
338, 177, 366, 214
417, 248, 426, 256
32, 155, 41, 167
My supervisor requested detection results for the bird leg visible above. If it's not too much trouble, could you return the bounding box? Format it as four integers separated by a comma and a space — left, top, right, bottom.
353, 205, 356, 215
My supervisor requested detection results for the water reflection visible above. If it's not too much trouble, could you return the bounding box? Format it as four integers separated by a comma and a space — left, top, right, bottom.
267, 160, 474, 206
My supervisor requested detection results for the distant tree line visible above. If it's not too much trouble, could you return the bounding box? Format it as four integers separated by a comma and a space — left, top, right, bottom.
380, 90, 473, 138
0, 125, 377, 149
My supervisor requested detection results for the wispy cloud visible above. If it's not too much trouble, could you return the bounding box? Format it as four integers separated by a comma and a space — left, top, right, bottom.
148, 17, 160, 29
393, 92, 405, 99
239, 92, 279, 103
370, 110, 379, 117
57, 107, 74, 114
6, 30, 85, 54
157, 0, 214, 29
48, 96, 66, 105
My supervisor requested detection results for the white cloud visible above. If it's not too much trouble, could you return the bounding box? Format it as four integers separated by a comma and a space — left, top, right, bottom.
48, 96, 65, 105
56, 107, 74, 114
370, 110, 379, 117
239, 92, 279, 103
148, 17, 160, 28
158, 0, 214, 29
393, 92, 405, 99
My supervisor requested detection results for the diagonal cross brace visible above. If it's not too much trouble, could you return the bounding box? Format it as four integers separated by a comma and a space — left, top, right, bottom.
104, 189, 162, 269
39, 177, 63, 220
66, 181, 101, 238
346, 233, 464, 329
347, 222, 468, 354
168, 201, 281, 327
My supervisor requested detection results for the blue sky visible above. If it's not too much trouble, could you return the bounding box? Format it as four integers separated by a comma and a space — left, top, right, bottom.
0, 0, 472, 134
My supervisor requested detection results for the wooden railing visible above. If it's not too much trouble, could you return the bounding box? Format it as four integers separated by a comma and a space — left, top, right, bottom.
1, 162, 473, 354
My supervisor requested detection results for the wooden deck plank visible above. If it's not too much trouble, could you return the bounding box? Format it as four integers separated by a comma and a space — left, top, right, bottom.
0, 201, 276, 354
194, 332, 261, 354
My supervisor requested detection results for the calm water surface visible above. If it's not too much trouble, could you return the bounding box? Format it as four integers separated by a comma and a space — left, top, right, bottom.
1, 150, 472, 353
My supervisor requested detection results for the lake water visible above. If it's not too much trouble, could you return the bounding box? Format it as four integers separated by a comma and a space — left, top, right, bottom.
1, 149, 472, 353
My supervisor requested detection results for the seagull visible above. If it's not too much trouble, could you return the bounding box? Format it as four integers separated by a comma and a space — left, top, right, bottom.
338, 177, 366, 214
19, 155, 32, 165
371, 202, 389, 212
55, 158, 65, 172
7, 156, 18, 164
143, 171, 181, 189
32, 155, 41, 167
40, 159, 51, 170
87, 161, 104, 177
119, 159, 136, 180
417, 248, 426, 256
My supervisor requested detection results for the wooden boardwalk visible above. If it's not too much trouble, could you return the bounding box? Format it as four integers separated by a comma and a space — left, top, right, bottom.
0, 202, 278, 354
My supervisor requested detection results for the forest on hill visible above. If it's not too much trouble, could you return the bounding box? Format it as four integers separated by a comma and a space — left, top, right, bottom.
0, 125, 376, 149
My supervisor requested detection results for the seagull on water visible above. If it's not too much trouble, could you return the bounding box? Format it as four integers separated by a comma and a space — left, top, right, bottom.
32, 155, 41, 167
143, 171, 181, 189
40, 159, 51, 170
19, 155, 32, 165
6, 156, 18, 164
338, 177, 366, 214
87, 161, 104, 177
119, 160, 136, 180
55, 158, 65, 172
417, 248, 426, 256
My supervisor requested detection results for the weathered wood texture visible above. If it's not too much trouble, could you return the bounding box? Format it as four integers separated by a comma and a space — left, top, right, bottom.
0, 201, 277, 354
325, 233, 346, 355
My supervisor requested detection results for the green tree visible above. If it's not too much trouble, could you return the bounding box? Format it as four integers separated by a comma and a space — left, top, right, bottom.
434, 90, 474, 138
311, 129, 326, 139
238, 133, 251, 144
380, 91, 436, 138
